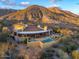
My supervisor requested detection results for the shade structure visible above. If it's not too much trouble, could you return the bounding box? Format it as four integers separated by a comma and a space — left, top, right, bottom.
16, 30, 50, 35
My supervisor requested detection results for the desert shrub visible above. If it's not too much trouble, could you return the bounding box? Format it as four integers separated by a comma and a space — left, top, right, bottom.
1, 19, 12, 27
23, 38, 28, 44
53, 27, 61, 33
72, 33, 79, 38
40, 48, 70, 59
72, 50, 79, 59
59, 35, 79, 54
0, 32, 10, 42
0, 26, 2, 32
60, 43, 78, 54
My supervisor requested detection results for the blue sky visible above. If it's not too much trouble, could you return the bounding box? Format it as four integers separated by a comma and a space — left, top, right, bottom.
0, 0, 79, 14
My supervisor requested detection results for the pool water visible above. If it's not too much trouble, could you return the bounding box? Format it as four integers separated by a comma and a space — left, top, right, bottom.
42, 37, 54, 43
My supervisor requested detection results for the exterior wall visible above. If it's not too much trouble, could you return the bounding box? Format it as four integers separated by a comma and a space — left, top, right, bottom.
17, 31, 50, 38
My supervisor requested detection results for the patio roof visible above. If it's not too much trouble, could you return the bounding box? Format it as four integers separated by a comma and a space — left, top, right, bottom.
16, 30, 50, 34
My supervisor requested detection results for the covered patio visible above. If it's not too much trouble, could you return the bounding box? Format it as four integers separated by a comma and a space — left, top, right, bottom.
16, 30, 51, 38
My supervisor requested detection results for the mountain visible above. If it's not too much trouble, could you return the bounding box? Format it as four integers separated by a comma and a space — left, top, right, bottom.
48, 7, 79, 25
0, 5, 79, 31
48, 7, 79, 18
0, 9, 17, 16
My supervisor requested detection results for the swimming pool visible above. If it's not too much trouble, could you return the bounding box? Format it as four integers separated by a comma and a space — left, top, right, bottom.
42, 37, 54, 43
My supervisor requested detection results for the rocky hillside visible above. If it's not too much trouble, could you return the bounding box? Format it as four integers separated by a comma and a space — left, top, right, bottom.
0, 5, 79, 31
49, 7, 79, 18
